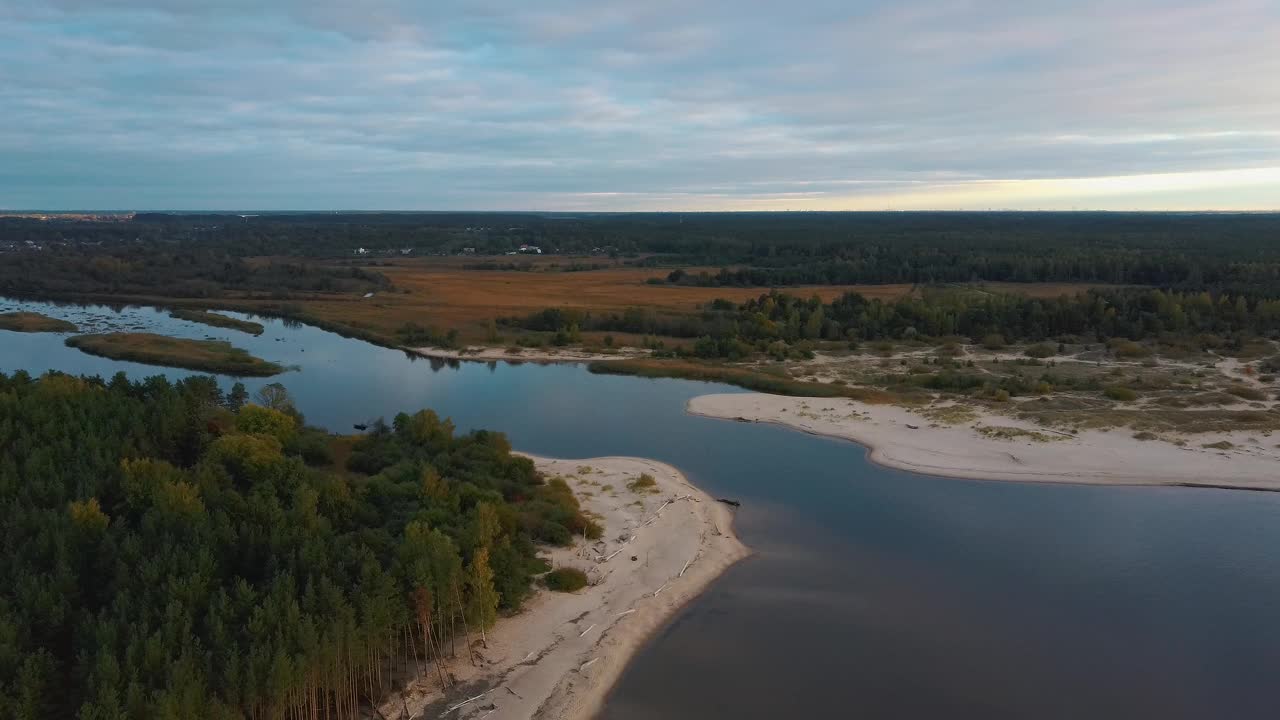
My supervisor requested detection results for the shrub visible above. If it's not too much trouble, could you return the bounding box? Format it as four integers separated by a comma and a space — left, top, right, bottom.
627, 473, 659, 493
1110, 340, 1151, 358
981, 333, 1006, 350
1025, 342, 1056, 358
1227, 385, 1266, 401
1104, 386, 1138, 401
544, 567, 589, 592
523, 477, 603, 544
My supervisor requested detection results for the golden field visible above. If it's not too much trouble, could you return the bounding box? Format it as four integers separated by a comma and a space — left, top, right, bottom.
105, 257, 1119, 348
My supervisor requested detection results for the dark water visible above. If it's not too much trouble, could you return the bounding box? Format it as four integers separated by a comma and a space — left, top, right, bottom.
4, 298, 1280, 719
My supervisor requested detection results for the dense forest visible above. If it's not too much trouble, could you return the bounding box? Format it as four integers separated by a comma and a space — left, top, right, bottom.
5, 212, 1280, 291
508, 287, 1280, 359
0, 373, 595, 719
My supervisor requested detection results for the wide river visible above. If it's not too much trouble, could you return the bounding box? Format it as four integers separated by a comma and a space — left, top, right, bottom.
4, 298, 1280, 719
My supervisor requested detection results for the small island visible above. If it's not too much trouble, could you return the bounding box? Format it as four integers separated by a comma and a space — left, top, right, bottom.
65, 332, 284, 376
0, 311, 79, 333
170, 309, 266, 335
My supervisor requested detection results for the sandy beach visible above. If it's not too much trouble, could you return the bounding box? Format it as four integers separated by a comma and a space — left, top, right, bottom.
380, 455, 748, 720
689, 392, 1280, 491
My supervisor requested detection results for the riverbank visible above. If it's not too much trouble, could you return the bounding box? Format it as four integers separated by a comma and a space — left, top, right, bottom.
689, 393, 1280, 491
381, 455, 748, 720
412, 345, 649, 363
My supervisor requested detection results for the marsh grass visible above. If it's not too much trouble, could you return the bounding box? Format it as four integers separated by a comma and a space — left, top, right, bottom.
170, 309, 265, 335
65, 332, 284, 376
0, 312, 78, 333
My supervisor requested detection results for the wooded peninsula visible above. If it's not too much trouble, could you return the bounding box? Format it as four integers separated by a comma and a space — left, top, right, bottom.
0, 373, 598, 719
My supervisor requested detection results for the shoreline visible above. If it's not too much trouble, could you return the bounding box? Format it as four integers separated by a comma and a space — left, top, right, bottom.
382, 455, 748, 720
688, 393, 1280, 492
410, 345, 649, 364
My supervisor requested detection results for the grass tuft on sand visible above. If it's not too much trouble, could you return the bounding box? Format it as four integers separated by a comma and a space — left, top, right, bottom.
0, 311, 78, 333
65, 332, 284, 376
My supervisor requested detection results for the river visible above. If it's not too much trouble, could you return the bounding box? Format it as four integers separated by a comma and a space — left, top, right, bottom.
3, 297, 1280, 719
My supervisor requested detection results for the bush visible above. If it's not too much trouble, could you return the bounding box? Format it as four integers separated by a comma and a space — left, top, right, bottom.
1226, 385, 1266, 401
627, 473, 659, 493
1025, 342, 1056, 359
1104, 386, 1138, 401
544, 567, 589, 592
523, 477, 603, 544
981, 333, 1006, 350
1110, 339, 1151, 358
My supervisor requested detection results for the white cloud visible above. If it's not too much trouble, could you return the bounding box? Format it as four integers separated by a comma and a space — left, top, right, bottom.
0, 0, 1277, 209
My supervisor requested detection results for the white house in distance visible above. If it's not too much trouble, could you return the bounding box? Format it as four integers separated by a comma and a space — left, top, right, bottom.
518, 244, 542, 254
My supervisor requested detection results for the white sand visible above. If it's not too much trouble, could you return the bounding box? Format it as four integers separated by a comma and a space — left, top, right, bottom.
411, 346, 648, 363
689, 393, 1280, 491
381, 455, 748, 720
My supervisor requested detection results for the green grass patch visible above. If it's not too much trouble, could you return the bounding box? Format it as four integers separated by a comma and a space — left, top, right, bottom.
918, 405, 979, 425
65, 332, 284, 376
0, 311, 78, 333
588, 359, 895, 402
976, 425, 1065, 442
170, 309, 265, 335
543, 567, 589, 592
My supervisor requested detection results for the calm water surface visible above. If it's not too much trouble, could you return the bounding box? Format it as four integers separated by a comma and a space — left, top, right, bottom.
3, 298, 1279, 719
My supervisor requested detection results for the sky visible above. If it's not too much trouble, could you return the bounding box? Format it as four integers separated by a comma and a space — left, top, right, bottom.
2, 0, 1278, 211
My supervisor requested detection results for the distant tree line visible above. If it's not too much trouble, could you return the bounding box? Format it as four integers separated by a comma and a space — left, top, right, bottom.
507, 288, 1280, 360
5, 212, 1280, 290
0, 372, 595, 719
0, 245, 389, 299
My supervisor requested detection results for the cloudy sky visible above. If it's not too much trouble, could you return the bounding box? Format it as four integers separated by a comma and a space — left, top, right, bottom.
2, 0, 1278, 210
